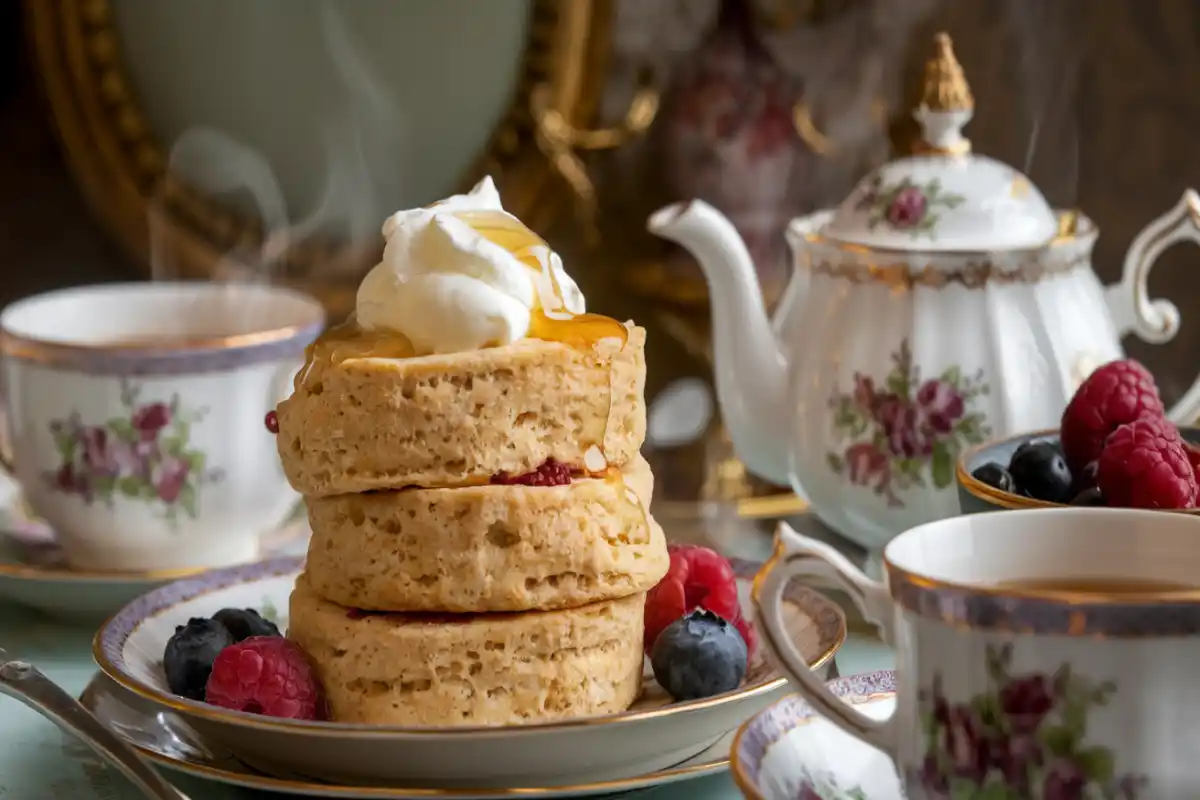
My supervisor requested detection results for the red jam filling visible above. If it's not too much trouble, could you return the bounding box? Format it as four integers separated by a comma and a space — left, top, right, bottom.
490, 458, 572, 487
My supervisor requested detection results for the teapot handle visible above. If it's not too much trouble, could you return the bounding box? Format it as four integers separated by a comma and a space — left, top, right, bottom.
1105, 190, 1200, 425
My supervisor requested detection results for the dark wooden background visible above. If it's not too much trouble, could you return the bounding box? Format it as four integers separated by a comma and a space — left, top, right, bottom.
3, 0, 1200, 405
0, 4, 138, 307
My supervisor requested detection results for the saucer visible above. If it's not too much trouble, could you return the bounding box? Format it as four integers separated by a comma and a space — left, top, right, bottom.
731, 670, 901, 800
0, 500, 310, 621
80, 671, 734, 799
93, 556, 847, 789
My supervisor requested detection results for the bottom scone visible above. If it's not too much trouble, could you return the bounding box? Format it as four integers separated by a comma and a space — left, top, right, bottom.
288, 575, 645, 726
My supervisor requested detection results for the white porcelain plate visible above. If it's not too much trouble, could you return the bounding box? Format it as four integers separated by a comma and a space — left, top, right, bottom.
0, 500, 309, 621
80, 671, 733, 799
93, 557, 846, 790
731, 670, 901, 800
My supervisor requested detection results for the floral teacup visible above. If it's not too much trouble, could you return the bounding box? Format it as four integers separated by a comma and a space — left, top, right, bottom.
0, 283, 323, 572
753, 508, 1200, 798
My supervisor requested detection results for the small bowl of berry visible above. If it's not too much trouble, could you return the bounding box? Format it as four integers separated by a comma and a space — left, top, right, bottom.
957, 360, 1200, 513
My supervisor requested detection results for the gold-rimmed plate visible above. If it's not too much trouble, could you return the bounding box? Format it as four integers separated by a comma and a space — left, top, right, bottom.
79, 671, 733, 798
92, 557, 846, 789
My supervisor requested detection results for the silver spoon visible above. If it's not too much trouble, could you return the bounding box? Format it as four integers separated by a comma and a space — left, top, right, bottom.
0, 649, 188, 800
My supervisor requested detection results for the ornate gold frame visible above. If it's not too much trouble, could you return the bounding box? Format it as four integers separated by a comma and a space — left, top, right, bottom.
26, 0, 616, 314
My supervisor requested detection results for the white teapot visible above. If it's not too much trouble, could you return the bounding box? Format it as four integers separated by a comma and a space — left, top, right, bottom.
648, 33, 1200, 556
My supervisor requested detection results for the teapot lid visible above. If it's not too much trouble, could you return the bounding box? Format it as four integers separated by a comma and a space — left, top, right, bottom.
822, 33, 1058, 252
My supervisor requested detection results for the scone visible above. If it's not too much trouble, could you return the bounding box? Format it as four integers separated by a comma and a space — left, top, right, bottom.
288, 575, 645, 726
276, 326, 646, 497
303, 455, 667, 612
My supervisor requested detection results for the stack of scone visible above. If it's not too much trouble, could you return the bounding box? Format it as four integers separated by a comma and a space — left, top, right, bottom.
275, 178, 670, 726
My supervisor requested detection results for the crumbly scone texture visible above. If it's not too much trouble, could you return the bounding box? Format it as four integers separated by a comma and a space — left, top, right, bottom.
288, 576, 645, 726
303, 456, 667, 612
276, 326, 646, 497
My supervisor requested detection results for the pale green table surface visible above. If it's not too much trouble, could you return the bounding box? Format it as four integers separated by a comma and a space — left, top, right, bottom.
0, 513, 894, 799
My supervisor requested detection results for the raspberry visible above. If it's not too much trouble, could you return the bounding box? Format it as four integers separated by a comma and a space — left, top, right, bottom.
644, 544, 743, 654
205, 636, 325, 720
1061, 360, 1163, 472
1096, 419, 1197, 509
491, 458, 572, 487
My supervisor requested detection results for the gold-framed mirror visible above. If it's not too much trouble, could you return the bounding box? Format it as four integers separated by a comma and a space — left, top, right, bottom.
27, 0, 618, 317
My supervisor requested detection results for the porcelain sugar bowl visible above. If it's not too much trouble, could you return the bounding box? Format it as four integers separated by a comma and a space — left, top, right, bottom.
648, 33, 1200, 558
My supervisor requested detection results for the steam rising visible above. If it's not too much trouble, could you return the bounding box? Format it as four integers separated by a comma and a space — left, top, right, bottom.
1005, 0, 1084, 207
149, 3, 407, 283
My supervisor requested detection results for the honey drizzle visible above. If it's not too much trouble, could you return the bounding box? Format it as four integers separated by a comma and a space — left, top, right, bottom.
454, 211, 628, 351
602, 466, 652, 538
298, 210, 626, 465
296, 315, 418, 389
454, 212, 622, 460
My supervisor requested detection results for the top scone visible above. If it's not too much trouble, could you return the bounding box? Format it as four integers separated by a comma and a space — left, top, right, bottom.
276, 325, 646, 497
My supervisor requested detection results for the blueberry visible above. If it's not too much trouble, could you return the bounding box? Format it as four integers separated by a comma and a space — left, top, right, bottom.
1071, 487, 1105, 506
650, 609, 748, 701
971, 462, 1014, 493
1008, 441, 1073, 503
164, 617, 234, 700
1070, 460, 1099, 496
213, 608, 280, 641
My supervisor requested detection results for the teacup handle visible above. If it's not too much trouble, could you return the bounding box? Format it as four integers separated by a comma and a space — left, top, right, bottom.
1105, 189, 1200, 424
753, 522, 897, 759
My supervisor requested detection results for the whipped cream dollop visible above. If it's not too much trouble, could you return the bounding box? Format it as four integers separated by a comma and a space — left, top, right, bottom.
356, 177, 586, 354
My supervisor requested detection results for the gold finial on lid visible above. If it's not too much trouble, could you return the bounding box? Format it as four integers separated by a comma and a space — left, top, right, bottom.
920, 33, 973, 113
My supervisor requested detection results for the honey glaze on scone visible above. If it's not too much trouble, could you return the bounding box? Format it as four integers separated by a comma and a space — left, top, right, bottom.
276, 177, 646, 496
294, 193, 628, 456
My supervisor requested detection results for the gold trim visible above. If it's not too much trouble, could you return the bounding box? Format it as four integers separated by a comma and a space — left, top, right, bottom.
955, 427, 1200, 516
92, 575, 846, 738
803, 208, 1090, 257
806, 252, 1089, 291
920, 33, 973, 113
796, 210, 1093, 290
0, 558, 204, 583
910, 137, 971, 158
883, 548, 1200, 606
0, 321, 320, 366
729, 689, 896, 800
0, 518, 311, 583
651, 492, 808, 524
77, 680, 732, 799
737, 492, 808, 519
530, 73, 658, 243
1125, 191, 1200, 338
121, 742, 729, 798
750, 532, 787, 606
26, 1, 612, 312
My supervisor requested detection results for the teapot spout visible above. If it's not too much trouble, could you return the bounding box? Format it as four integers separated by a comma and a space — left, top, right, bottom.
648, 200, 790, 486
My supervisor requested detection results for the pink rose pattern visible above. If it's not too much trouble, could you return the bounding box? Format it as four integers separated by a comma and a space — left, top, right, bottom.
46, 379, 224, 521
853, 174, 965, 236
826, 340, 989, 508
914, 644, 1147, 799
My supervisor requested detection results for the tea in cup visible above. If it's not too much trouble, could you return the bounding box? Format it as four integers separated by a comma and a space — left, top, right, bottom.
753, 507, 1200, 797
0, 282, 324, 572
